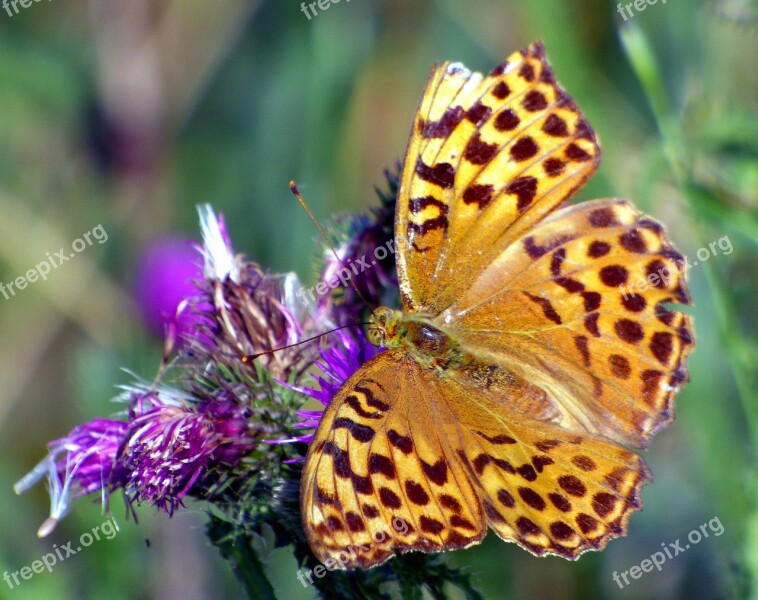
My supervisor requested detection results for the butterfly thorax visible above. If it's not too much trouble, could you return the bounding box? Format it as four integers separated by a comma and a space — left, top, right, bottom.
368, 306, 465, 370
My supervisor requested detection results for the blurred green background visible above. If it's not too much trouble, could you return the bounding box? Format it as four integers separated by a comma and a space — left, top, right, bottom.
0, 0, 756, 598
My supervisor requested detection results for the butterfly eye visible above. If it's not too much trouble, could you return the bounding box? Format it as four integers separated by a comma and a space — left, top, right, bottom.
367, 327, 384, 347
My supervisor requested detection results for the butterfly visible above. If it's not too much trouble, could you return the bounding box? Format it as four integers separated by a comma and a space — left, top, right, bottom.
300, 41, 693, 568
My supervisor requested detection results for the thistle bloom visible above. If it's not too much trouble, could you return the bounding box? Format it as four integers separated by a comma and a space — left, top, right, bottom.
287, 328, 381, 444
135, 237, 204, 344
316, 169, 398, 323
14, 418, 128, 537
122, 399, 219, 515
120, 385, 261, 515
17, 205, 313, 531
186, 206, 315, 382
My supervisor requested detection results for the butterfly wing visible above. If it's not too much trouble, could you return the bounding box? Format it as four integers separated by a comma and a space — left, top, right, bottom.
395, 41, 600, 314
440, 198, 693, 448
449, 393, 651, 560
301, 348, 650, 567
301, 349, 485, 568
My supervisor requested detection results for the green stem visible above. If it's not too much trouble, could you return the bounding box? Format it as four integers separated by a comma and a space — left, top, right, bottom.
208, 516, 277, 600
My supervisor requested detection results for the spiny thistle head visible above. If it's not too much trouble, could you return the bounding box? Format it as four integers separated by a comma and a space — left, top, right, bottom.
316, 168, 400, 324
119, 386, 258, 515
184, 205, 318, 381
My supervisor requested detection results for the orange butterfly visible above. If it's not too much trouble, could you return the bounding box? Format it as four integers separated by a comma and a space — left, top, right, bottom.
300, 41, 693, 568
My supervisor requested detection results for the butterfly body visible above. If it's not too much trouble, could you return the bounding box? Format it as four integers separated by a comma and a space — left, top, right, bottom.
369, 306, 463, 366
370, 307, 546, 408
301, 41, 693, 569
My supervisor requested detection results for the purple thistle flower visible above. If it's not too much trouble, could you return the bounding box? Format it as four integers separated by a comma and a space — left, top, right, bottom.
316, 169, 399, 324
186, 205, 317, 381
16, 203, 386, 535
122, 403, 215, 515
120, 385, 256, 515
135, 237, 204, 345
285, 328, 381, 444
14, 418, 128, 537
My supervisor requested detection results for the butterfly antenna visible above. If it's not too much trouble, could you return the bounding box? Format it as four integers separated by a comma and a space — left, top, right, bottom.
242, 323, 371, 363
289, 181, 376, 314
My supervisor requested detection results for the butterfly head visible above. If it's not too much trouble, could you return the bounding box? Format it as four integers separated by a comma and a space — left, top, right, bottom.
367, 306, 402, 347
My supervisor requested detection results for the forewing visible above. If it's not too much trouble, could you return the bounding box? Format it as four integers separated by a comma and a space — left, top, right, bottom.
395, 41, 600, 313
440, 198, 694, 448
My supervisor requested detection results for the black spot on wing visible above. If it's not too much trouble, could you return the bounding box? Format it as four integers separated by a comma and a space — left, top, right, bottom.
415, 158, 455, 188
